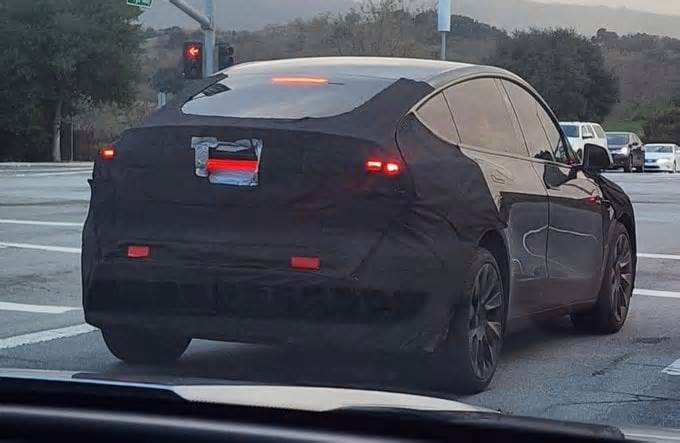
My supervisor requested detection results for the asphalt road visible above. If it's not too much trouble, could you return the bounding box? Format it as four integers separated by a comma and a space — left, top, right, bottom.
1, 162, 679, 430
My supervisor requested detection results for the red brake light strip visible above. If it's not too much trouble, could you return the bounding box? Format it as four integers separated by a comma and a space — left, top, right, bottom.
207, 159, 258, 173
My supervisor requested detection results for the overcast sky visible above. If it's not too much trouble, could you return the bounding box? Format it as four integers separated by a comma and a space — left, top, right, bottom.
532, 0, 680, 15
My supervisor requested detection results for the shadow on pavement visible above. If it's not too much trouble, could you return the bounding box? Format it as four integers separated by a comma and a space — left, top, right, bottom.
91, 315, 598, 399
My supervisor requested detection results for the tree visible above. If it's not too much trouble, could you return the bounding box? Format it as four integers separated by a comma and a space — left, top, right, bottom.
643, 108, 680, 142
0, 0, 144, 161
487, 29, 620, 122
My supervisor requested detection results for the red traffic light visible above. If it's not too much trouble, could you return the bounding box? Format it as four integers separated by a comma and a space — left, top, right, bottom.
186, 45, 201, 60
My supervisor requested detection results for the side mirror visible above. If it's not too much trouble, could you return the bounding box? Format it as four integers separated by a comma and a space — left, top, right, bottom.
582, 134, 594, 140
583, 143, 611, 172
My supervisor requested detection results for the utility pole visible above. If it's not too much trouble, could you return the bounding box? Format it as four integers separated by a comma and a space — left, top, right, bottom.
168, 0, 216, 77
438, 0, 451, 61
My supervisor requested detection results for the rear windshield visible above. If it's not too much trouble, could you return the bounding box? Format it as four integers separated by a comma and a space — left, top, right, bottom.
645, 145, 673, 153
607, 133, 630, 145
560, 124, 579, 138
182, 74, 396, 120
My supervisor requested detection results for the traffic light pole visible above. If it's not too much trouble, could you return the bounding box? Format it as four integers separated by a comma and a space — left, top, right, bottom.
168, 0, 215, 77
203, 0, 215, 77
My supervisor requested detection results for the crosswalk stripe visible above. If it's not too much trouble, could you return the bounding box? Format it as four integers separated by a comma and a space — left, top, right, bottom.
0, 242, 81, 254
634, 289, 680, 299
0, 324, 96, 351
0, 219, 82, 227
638, 253, 680, 261
0, 302, 81, 314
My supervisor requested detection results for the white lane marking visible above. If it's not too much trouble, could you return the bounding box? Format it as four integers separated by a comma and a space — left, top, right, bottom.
663, 358, 680, 376
0, 324, 96, 351
0, 219, 82, 227
0, 302, 81, 314
635, 289, 680, 299
638, 253, 680, 261
6, 170, 91, 177
0, 242, 80, 254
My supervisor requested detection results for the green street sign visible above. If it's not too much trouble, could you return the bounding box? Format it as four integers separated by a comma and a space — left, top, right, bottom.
127, 0, 153, 8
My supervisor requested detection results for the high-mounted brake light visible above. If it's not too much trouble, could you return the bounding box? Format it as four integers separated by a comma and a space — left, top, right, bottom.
206, 159, 258, 173
127, 245, 150, 259
100, 146, 115, 161
366, 160, 401, 176
272, 77, 329, 85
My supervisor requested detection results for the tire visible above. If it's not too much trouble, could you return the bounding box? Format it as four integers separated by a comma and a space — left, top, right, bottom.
623, 157, 632, 173
571, 222, 634, 334
431, 248, 506, 394
102, 328, 191, 364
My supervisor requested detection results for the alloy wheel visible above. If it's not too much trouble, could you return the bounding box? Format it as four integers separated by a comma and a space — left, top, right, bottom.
610, 233, 633, 324
467, 263, 504, 380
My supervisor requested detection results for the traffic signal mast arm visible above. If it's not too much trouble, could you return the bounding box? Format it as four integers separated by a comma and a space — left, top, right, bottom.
169, 0, 215, 77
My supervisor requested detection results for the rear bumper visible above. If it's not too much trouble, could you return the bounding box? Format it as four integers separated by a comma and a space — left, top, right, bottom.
83, 234, 472, 353
644, 162, 673, 171
609, 153, 629, 168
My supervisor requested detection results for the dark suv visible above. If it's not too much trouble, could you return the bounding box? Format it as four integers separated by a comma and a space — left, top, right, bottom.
83, 57, 636, 394
606, 132, 644, 172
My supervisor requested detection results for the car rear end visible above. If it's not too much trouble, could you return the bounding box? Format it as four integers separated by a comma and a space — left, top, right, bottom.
644, 144, 675, 171
82, 70, 460, 352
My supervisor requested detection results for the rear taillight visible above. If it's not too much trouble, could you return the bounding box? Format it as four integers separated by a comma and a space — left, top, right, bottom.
99, 146, 115, 161
365, 160, 401, 176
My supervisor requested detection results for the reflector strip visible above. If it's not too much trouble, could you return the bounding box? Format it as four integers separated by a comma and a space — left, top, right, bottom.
206, 159, 258, 173
583, 196, 602, 206
127, 245, 150, 258
290, 256, 320, 270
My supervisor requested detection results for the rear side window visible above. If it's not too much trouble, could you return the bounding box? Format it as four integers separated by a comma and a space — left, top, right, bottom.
445, 78, 526, 156
503, 81, 554, 161
182, 74, 395, 119
416, 92, 460, 144
582, 125, 595, 138
593, 124, 606, 138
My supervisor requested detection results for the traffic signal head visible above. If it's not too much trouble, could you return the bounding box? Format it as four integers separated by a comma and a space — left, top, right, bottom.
218, 44, 235, 70
183, 41, 203, 80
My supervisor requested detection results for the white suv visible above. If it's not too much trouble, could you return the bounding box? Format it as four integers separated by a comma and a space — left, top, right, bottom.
560, 122, 609, 158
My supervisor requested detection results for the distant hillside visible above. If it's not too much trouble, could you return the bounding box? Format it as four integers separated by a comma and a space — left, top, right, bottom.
140, 0, 680, 39
454, 0, 680, 39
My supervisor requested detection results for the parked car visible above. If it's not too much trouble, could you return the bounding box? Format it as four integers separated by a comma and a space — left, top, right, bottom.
606, 132, 645, 172
644, 143, 679, 173
83, 57, 636, 394
560, 121, 609, 158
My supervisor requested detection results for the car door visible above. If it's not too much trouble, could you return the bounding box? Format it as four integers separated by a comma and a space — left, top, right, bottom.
443, 78, 550, 318
502, 80, 606, 308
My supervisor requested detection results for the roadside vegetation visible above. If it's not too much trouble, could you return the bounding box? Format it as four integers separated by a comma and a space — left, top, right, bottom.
2, 0, 680, 161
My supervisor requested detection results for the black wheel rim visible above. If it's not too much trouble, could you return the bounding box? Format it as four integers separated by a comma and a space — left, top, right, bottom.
610, 233, 633, 324
468, 263, 504, 380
